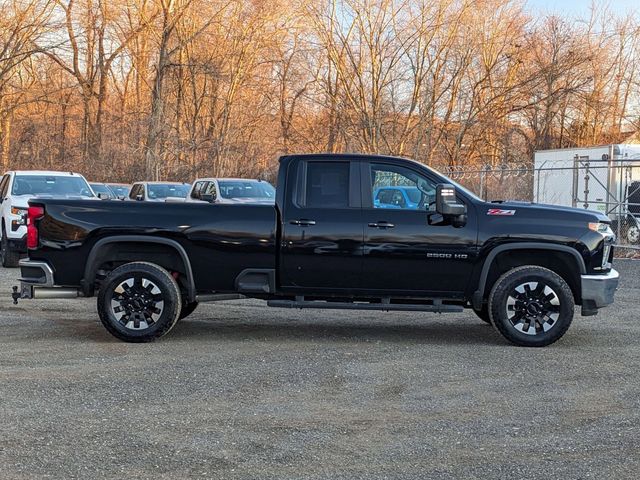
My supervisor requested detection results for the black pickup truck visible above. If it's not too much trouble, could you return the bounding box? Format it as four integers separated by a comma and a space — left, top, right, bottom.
15, 154, 619, 347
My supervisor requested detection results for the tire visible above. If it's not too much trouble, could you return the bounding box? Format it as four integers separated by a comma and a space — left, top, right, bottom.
97, 262, 182, 342
179, 301, 199, 320
626, 223, 640, 245
473, 306, 491, 324
1, 226, 21, 268
488, 266, 574, 347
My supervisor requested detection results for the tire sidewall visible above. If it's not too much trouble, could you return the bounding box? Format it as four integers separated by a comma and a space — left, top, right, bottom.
98, 263, 181, 342
489, 267, 574, 347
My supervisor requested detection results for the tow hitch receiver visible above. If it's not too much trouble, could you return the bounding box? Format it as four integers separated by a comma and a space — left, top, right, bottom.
11, 286, 20, 305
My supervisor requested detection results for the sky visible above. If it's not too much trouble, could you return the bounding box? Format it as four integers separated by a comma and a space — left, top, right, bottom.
526, 0, 639, 16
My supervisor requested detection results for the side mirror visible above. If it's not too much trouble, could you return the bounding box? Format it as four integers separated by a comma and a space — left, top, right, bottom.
435, 184, 467, 227
135, 194, 143, 201
97, 193, 109, 200
200, 193, 216, 203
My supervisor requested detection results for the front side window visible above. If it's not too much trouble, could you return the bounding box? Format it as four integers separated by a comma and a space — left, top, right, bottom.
370, 163, 436, 210
304, 162, 350, 208
129, 184, 142, 199
11, 175, 94, 197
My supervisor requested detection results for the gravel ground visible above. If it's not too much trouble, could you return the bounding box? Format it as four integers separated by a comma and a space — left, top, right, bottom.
0, 261, 639, 479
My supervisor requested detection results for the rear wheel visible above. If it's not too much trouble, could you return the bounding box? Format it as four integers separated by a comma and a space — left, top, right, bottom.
1, 226, 21, 268
488, 266, 574, 347
97, 262, 181, 342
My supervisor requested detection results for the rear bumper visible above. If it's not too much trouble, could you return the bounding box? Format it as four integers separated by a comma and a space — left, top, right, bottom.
17, 259, 82, 300
581, 269, 619, 315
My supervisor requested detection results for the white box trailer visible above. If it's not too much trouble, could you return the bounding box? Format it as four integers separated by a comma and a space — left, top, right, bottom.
534, 144, 640, 216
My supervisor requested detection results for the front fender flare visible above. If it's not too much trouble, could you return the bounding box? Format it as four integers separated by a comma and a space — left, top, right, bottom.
472, 242, 586, 310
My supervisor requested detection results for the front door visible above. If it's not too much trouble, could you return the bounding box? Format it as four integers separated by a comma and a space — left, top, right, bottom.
360, 161, 477, 296
280, 159, 363, 291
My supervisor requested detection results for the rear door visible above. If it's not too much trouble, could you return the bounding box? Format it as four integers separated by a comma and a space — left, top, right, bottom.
280, 158, 363, 291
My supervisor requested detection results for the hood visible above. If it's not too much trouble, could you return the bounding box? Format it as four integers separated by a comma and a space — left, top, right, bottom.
489, 200, 610, 223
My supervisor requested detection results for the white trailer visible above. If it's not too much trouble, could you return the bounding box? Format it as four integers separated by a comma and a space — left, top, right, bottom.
533, 145, 640, 244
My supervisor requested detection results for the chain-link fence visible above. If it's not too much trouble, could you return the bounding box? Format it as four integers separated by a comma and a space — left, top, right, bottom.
444, 159, 640, 251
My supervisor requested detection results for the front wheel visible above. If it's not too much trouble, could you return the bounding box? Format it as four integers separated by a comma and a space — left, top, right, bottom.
97, 262, 182, 342
489, 266, 574, 347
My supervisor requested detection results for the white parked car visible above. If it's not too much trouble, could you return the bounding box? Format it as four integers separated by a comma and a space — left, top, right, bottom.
0, 170, 97, 267
185, 178, 276, 204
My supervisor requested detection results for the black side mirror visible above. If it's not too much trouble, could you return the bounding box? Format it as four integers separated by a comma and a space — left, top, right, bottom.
435, 184, 467, 227
200, 193, 215, 203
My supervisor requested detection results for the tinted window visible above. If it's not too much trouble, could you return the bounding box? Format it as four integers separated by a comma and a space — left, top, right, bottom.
129, 184, 142, 199
191, 181, 205, 199
370, 163, 436, 210
305, 162, 350, 208
12, 175, 94, 197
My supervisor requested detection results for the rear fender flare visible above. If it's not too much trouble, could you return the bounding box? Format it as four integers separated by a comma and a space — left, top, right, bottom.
472, 242, 586, 310
83, 235, 196, 302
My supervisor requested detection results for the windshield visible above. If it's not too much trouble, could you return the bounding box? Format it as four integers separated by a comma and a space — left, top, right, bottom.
90, 183, 114, 197
12, 175, 94, 197
218, 181, 275, 200
147, 184, 190, 199
425, 166, 483, 202
108, 184, 131, 197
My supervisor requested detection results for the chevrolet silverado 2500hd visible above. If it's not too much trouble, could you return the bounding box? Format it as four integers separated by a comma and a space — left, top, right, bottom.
15, 154, 619, 346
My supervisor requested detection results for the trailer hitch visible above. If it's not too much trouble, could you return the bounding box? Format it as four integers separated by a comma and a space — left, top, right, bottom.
11, 285, 20, 305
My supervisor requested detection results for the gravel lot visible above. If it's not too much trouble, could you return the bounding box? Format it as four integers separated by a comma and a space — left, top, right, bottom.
0, 261, 639, 479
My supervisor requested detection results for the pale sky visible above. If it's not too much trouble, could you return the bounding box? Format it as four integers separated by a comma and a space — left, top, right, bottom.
526, 0, 639, 16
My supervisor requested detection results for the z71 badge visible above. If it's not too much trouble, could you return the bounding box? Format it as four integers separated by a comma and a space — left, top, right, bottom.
487, 208, 516, 216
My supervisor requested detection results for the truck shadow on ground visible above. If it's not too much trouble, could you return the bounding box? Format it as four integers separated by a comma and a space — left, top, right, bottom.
163, 318, 508, 346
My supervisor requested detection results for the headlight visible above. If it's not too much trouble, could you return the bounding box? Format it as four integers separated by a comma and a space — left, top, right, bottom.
588, 222, 614, 236
10, 206, 27, 216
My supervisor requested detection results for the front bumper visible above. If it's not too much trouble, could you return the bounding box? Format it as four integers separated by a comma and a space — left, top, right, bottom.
581, 269, 619, 315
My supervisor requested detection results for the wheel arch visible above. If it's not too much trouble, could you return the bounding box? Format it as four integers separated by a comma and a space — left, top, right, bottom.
83, 235, 196, 302
472, 243, 586, 310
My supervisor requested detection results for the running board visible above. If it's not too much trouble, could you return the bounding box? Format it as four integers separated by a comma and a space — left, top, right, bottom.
267, 297, 463, 313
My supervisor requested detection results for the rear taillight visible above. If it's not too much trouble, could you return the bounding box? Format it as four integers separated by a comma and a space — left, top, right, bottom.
26, 205, 45, 249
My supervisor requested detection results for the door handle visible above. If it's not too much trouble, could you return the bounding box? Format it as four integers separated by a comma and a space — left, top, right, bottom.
368, 221, 395, 229
290, 219, 316, 226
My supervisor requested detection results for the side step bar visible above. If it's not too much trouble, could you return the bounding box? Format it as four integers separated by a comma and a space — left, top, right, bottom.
267, 297, 463, 313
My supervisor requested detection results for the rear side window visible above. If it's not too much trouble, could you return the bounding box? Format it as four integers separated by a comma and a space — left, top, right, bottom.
304, 162, 350, 208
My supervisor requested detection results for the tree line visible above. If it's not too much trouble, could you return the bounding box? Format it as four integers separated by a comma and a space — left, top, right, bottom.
0, 0, 638, 183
